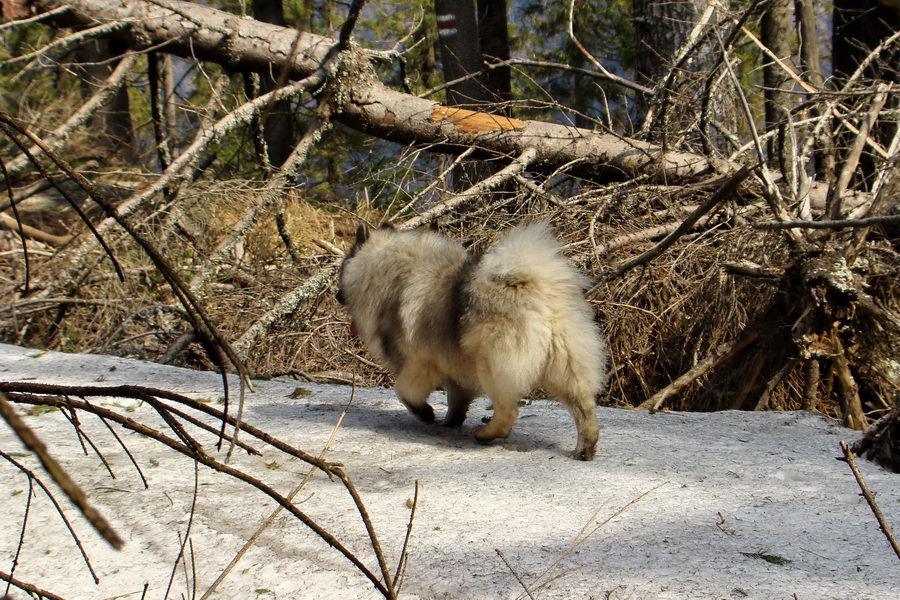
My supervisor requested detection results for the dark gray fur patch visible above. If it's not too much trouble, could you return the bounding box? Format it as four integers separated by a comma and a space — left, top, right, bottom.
449, 251, 483, 343
372, 273, 406, 372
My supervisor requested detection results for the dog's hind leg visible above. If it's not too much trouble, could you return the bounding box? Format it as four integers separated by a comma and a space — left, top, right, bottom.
563, 396, 599, 461
395, 368, 437, 424
474, 394, 519, 441
443, 381, 474, 427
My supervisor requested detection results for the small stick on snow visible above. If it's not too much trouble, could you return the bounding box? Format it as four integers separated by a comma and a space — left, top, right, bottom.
839, 441, 900, 561
495, 548, 537, 600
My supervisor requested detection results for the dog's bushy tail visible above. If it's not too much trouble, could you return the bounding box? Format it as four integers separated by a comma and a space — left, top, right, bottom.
462, 222, 605, 399
477, 222, 591, 294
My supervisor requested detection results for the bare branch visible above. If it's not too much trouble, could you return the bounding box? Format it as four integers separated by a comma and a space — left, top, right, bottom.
4, 53, 139, 178
637, 329, 762, 411
0, 391, 124, 549
604, 164, 754, 281
399, 147, 539, 229
233, 261, 340, 357
1, 382, 398, 598
827, 89, 889, 220
1, 21, 131, 69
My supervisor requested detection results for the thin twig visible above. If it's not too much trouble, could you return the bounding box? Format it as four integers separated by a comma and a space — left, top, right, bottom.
715, 30, 804, 248
0, 118, 254, 445
7, 474, 32, 596
4, 53, 138, 178
0, 570, 67, 600
637, 328, 761, 411
567, 0, 646, 94
393, 479, 420, 595
839, 442, 900, 561
164, 461, 200, 600
200, 380, 359, 600
2, 21, 131, 69
233, 261, 340, 356
0, 450, 101, 581
388, 148, 476, 221
2, 382, 396, 598
520, 483, 667, 599
496, 548, 537, 600
400, 147, 538, 229
827, 89, 889, 220
755, 214, 900, 230
0, 5, 72, 30
754, 357, 800, 411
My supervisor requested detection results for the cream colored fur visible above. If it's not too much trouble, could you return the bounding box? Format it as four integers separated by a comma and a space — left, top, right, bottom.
337, 222, 607, 460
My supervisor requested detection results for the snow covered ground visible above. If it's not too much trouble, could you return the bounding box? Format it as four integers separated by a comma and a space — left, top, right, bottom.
1, 342, 898, 600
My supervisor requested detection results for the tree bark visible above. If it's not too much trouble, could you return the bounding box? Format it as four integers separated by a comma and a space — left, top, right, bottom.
76, 38, 136, 160
632, 0, 719, 131
794, 0, 834, 183
832, 0, 900, 183
477, 0, 511, 107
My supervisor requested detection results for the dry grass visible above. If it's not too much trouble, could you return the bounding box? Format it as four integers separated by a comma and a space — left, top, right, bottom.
2, 170, 898, 422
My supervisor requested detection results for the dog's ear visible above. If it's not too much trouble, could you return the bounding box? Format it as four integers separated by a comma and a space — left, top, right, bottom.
355, 224, 371, 245
378, 222, 396, 231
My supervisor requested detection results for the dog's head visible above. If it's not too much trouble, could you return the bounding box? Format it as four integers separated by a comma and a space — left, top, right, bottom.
336, 223, 394, 305
336, 222, 398, 340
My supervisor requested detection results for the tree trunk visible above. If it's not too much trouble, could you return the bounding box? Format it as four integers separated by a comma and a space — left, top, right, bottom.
632, 0, 718, 132
252, 0, 295, 169
477, 0, 511, 108
433, 0, 485, 106
760, 0, 794, 175
832, 0, 900, 185
19, 0, 844, 189
77, 38, 136, 160
794, 0, 834, 183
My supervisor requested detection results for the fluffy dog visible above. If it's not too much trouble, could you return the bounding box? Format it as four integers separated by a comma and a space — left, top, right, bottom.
336, 222, 607, 460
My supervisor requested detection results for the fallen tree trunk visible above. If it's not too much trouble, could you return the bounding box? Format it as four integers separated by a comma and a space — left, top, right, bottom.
19, 0, 715, 183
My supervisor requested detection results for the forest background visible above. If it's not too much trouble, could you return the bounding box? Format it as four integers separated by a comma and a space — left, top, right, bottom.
1, 0, 899, 434
1, 0, 900, 597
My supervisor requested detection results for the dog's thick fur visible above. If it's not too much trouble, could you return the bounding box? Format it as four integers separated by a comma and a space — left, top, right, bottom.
336, 222, 607, 460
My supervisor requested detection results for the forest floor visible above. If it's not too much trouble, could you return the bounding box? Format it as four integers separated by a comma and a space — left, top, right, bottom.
1, 342, 898, 600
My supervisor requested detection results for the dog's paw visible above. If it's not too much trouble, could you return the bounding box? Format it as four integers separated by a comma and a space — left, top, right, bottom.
405, 403, 435, 424
473, 424, 509, 442
443, 408, 468, 428
568, 446, 596, 461
473, 425, 493, 442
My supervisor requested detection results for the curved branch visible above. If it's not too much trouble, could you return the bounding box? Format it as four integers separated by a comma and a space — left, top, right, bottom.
604, 164, 753, 281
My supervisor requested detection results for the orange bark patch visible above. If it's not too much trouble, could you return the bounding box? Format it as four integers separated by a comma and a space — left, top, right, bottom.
2, 0, 30, 18
431, 105, 523, 134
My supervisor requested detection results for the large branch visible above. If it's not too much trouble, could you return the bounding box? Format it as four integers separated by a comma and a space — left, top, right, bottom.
21, 0, 716, 183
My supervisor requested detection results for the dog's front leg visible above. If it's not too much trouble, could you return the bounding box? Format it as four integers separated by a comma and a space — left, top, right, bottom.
473, 395, 519, 441
395, 369, 436, 424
